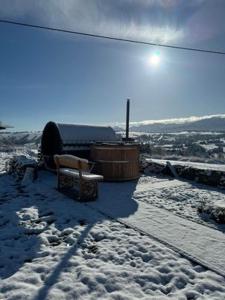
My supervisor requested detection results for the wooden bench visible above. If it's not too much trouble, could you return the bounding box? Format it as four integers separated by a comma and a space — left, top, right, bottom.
54, 154, 103, 201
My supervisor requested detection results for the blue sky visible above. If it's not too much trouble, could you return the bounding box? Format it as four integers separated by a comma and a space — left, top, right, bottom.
1, 0, 225, 131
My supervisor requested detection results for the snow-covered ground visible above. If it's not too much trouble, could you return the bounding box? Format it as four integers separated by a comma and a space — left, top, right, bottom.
0, 149, 38, 174
149, 158, 225, 172
0, 152, 11, 173
1, 153, 225, 299
133, 176, 225, 230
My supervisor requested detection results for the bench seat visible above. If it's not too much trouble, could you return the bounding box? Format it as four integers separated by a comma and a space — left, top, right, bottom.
59, 168, 103, 181
54, 154, 104, 201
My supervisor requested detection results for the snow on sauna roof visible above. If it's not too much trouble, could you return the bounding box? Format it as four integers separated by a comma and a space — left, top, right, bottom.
41, 122, 118, 156
55, 122, 117, 144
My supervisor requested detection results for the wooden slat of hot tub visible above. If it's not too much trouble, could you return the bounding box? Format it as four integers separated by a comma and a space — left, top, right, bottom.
91, 145, 139, 161
90, 144, 140, 181
97, 160, 139, 181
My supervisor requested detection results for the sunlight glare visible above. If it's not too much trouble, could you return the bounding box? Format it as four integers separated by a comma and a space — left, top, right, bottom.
149, 52, 161, 66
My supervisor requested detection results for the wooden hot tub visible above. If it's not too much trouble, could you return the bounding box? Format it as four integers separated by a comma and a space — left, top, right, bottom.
90, 143, 140, 181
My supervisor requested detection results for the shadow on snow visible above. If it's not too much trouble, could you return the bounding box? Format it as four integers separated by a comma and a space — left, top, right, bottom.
0, 170, 138, 300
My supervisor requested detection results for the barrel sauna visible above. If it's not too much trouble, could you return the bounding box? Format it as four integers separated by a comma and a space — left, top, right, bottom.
90, 143, 140, 181
41, 122, 117, 168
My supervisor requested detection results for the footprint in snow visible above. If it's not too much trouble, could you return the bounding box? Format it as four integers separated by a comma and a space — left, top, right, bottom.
79, 219, 87, 226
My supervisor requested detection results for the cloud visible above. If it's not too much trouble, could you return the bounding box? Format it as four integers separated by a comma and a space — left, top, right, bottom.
116, 114, 225, 128
186, 0, 225, 43
0, 0, 205, 44
3, 0, 222, 48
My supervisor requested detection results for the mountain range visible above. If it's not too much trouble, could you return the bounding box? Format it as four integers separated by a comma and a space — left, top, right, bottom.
0, 132, 41, 147
126, 114, 225, 133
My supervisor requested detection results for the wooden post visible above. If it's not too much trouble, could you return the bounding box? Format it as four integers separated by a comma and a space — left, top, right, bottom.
126, 98, 130, 140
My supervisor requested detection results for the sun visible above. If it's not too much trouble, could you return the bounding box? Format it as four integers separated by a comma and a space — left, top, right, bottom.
149, 51, 161, 66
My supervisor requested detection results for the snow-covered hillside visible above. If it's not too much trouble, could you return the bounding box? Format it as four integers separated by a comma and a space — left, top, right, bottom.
0, 131, 41, 146
0, 132, 41, 153
128, 115, 225, 133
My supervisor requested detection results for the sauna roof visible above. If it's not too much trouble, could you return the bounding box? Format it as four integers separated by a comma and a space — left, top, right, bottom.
56, 123, 117, 143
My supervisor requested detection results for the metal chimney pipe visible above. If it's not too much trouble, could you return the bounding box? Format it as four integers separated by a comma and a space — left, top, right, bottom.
126, 98, 130, 140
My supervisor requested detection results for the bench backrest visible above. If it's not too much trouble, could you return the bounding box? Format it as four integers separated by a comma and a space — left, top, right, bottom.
54, 154, 89, 171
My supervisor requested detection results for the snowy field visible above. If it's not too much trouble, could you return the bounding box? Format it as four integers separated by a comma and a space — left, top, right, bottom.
1, 152, 225, 299
149, 158, 225, 172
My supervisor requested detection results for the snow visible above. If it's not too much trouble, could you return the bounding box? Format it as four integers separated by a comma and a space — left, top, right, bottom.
56, 123, 117, 144
0, 131, 41, 144
201, 144, 218, 151
0, 150, 38, 175
148, 158, 225, 172
0, 152, 10, 173
125, 131, 223, 137
88, 177, 225, 276
1, 153, 225, 299
130, 176, 225, 230
199, 199, 225, 224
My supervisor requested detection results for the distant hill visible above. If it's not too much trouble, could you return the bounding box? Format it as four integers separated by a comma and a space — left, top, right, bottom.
0, 132, 41, 147
129, 115, 225, 133
113, 126, 124, 132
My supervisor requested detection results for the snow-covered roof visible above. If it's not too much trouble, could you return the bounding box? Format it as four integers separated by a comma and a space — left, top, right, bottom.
56, 123, 117, 144
41, 122, 118, 156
